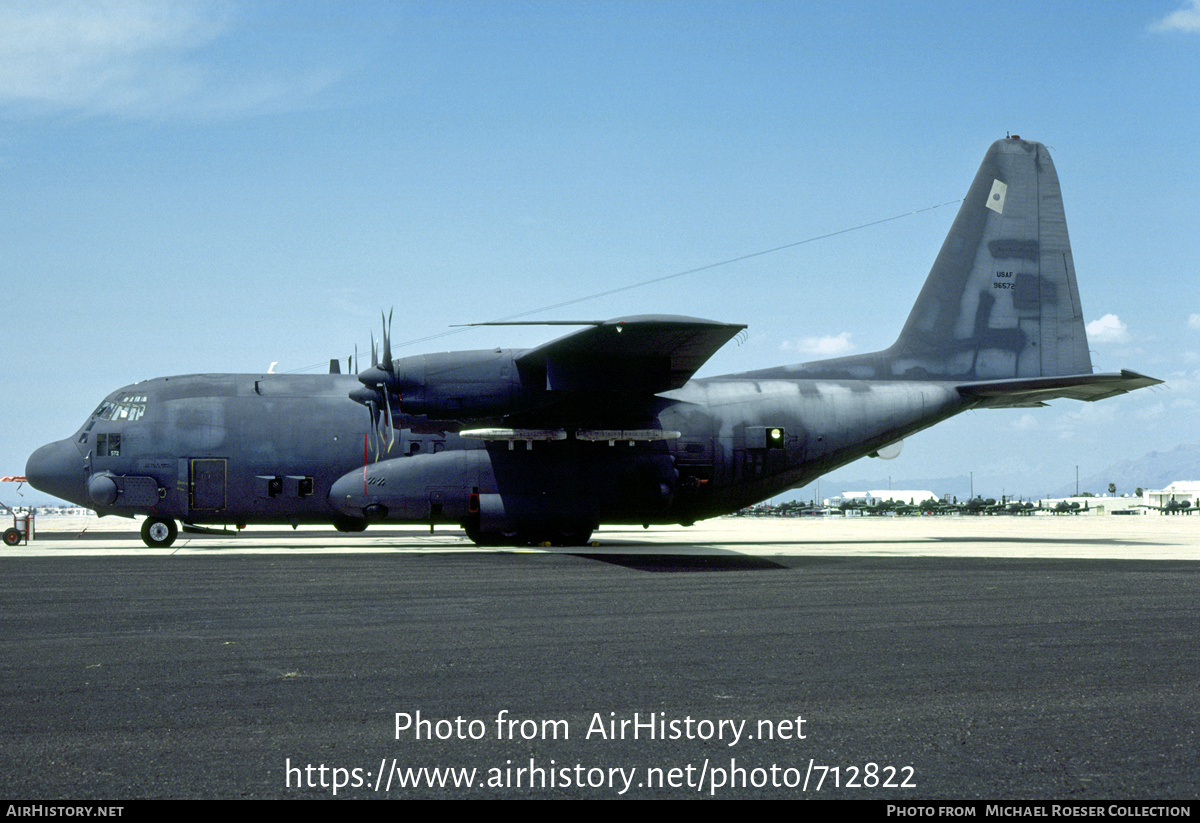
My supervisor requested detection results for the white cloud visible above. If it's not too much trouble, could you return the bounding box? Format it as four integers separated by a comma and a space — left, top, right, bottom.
1135, 403, 1166, 422
1012, 414, 1040, 431
1045, 402, 1121, 441
1149, 0, 1200, 32
781, 332, 855, 358
0, 1, 337, 119
1188, 314, 1200, 330
1086, 314, 1131, 344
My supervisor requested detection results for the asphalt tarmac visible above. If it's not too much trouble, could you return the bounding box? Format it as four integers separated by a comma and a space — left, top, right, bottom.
1, 516, 1197, 799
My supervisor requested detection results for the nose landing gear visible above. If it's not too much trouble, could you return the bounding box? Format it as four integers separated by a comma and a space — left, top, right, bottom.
140, 517, 178, 548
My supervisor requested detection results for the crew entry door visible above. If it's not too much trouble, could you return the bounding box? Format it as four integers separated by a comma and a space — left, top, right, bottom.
190, 458, 227, 511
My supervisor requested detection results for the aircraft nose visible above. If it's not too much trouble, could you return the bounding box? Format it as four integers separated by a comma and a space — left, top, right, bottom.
25, 438, 87, 505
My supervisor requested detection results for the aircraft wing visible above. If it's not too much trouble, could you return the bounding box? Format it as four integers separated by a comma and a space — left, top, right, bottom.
957, 371, 1162, 408
515, 315, 746, 393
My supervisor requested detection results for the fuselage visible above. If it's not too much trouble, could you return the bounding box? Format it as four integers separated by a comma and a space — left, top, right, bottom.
27, 374, 370, 528
25, 368, 971, 534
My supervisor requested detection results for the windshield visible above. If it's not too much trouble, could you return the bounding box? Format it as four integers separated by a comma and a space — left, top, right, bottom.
92, 393, 148, 422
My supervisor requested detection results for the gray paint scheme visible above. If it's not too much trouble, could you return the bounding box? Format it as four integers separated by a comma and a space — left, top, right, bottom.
26, 138, 1160, 547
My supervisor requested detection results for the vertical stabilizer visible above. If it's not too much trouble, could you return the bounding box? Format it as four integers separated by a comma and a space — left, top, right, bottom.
890, 137, 1092, 380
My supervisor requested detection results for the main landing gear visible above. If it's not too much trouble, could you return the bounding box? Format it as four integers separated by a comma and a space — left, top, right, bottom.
463, 521, 594, 547
141, 517, 178, 548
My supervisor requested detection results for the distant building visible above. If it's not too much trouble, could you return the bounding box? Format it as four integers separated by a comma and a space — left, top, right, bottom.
826, 490, 936, 507
1041, 482, 1200, 516
1036, 495, 1142, 515
1144, 481, 1200, 513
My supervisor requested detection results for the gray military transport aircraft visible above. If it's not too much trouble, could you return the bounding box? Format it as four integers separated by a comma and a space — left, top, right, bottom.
25, 137, 1160, 548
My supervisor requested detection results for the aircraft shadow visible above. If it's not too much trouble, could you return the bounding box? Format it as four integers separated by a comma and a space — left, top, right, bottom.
602, 536, 1157, 548
569, 552, 789, 572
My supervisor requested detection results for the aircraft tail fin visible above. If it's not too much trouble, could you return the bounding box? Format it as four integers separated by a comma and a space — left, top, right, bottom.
888, 136, 1092, 381
776, 137, 1107, 385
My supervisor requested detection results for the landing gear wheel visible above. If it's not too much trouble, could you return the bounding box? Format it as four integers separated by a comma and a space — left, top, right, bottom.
518, 526, 593, 547
3, 528, 21, 547
331, 515, 368, 533
557, 528, 594, 547
141, 517, 178, 548
463, 523, 504, 546
463, 522, 523, 547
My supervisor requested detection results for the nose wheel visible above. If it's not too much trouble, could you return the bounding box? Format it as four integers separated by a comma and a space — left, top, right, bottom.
140, 517, 178, 548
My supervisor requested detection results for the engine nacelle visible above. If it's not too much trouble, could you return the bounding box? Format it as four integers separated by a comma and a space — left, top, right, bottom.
390, 350, 524, 419
355, 349, 551, 425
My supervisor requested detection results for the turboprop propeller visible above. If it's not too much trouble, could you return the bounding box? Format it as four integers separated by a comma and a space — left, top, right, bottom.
350, 310, 399, 459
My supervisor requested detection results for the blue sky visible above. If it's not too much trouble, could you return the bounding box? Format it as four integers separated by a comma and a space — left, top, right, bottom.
2, 1, 1198, 504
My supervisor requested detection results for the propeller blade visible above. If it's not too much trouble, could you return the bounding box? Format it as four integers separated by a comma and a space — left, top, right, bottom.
383, 390, 395, 453
381, 308, 393, 370
366, 399, 381, 461
350, 311, 404, 463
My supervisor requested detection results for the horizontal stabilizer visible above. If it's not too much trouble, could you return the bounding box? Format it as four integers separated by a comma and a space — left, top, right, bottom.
958, 371, 1162, 408
517, 315, 745, 393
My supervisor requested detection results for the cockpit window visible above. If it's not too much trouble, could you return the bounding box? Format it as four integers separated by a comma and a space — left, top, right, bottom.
92, 394, 147, 422
97, 433, 121, 457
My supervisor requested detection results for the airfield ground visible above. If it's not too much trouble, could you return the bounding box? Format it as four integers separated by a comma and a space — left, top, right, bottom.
2, 515, 1197, 799
7, 511, 1199, 560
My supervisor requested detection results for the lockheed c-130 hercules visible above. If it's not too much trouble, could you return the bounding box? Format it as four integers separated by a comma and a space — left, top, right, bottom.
24, 137, 1160, 548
